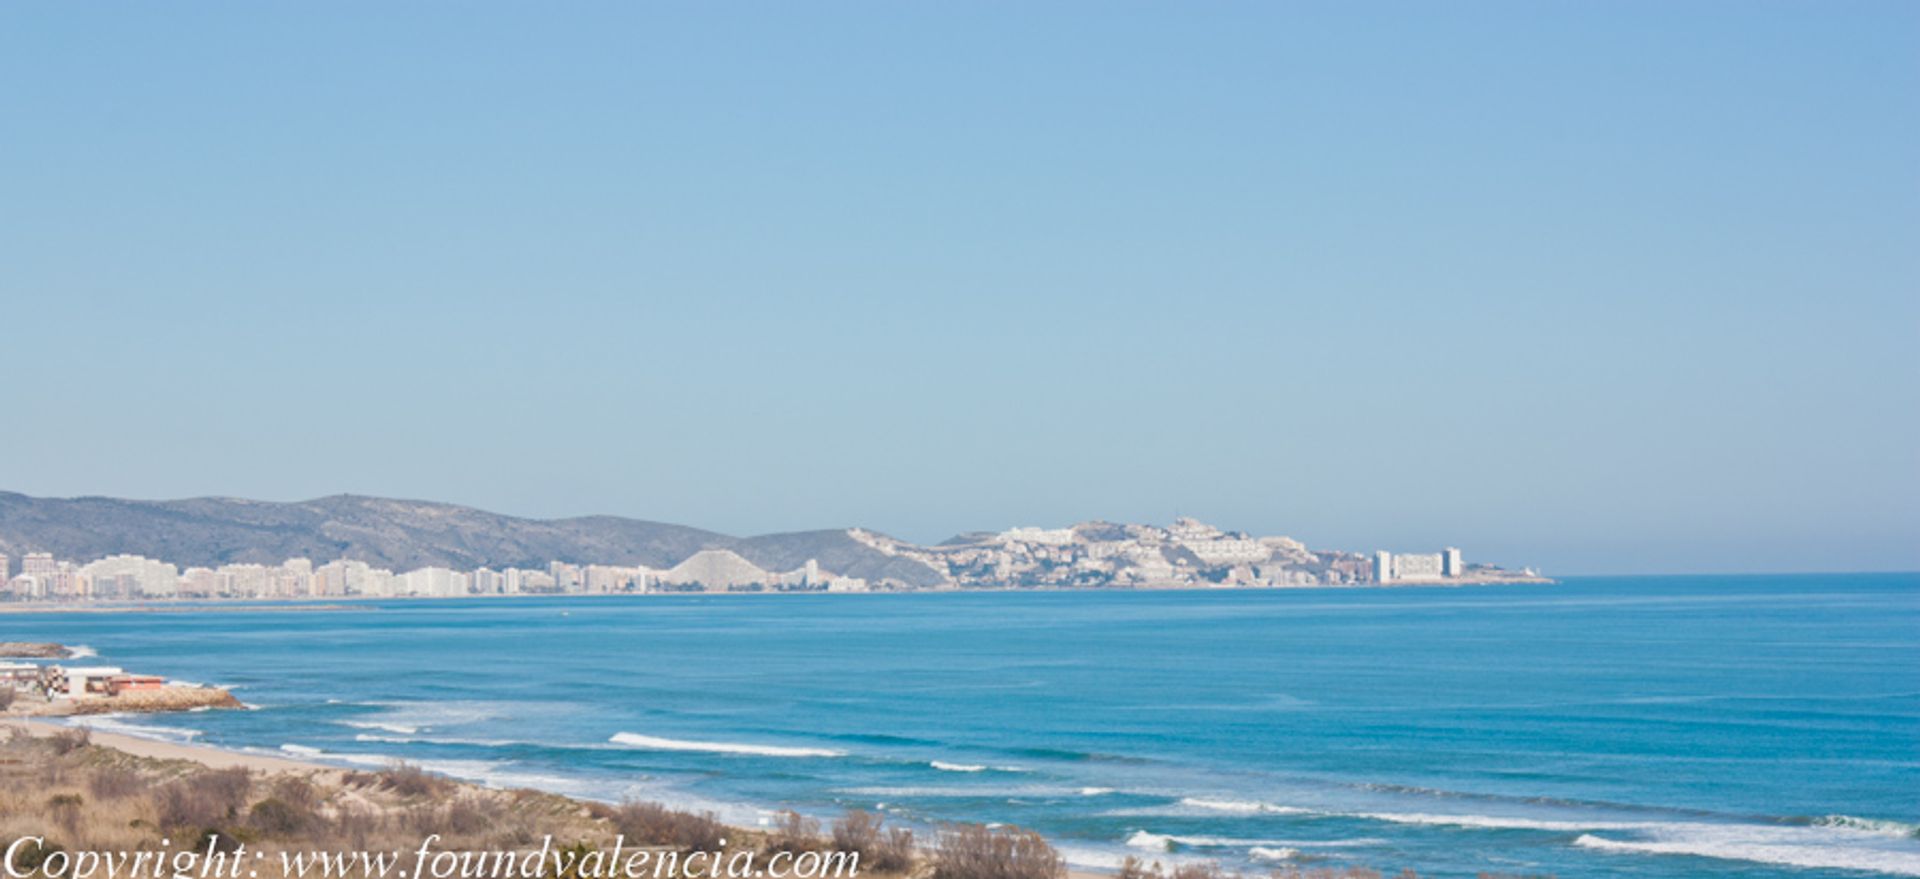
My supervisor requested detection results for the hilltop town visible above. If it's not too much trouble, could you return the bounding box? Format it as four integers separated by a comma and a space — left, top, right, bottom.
1, 507, 1544, 602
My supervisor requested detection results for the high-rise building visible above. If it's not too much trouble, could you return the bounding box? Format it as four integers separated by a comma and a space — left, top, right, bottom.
1374, 551, 1393, 583
22, 552, 56, 580
0, 553, 9, 581
1442, 548, 1463, 577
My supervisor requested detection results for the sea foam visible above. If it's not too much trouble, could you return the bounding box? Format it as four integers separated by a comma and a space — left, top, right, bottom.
609, 732, 844, 758
1179, 797, 1310, 815
1574, 824, 1920, 876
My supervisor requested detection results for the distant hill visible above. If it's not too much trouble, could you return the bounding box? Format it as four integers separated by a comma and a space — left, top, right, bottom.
0, 492, 948, 587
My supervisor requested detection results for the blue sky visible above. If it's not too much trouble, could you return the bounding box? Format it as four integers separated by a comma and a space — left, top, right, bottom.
2, 3, 1915, 575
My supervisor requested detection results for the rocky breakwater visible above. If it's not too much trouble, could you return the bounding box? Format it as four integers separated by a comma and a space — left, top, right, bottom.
1, 641, 245, 717
0, 641, 72, 658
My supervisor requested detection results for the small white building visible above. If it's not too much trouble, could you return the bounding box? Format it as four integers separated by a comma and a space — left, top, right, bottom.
62, 666, 125, 699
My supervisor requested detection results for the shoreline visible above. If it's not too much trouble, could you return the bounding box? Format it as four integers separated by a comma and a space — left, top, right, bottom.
0, 578, 1555, 615
4, 716, 1120, 879
9, 716, 343, 774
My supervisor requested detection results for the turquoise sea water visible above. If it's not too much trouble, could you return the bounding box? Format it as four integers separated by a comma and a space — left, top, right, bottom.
14, 574, 1920, 878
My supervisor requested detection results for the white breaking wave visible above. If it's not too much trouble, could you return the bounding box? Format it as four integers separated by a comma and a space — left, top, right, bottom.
66, 645, 98, 659
1080, 787, 1116, 796
931, 761, 987, 772
352, 732, 519, 747
68, 715, 201, 743
1356, 812, 1648, 832
1574, 825, 1920, 877
1126, 831, 1174, 852
279, 743, 325, 757
1126, 831, 1365, 852
339, 720, 421, 735
1179, 797, 1311, 815
1247, 847, 1302, 863
1816, 816, 1920, 839
609, 732, 844, 758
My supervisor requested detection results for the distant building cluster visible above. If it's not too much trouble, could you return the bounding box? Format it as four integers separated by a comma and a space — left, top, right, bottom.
0, 520, 1540, 603
1373, 547, 1478, 583
850, 518, 1371, 588
0, 550, 866, 602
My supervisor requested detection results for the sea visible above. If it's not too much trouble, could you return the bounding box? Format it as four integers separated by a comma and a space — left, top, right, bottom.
16, 573, 1920, 878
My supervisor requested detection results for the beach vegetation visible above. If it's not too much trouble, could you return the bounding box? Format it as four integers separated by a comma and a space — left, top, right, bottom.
374, 761, 456, 798
47, 793, 84, 832
832, 810, 915, 873
86, 766, 143, 800
48, 727, 89, 755
766, 810, 822, 854
248, 797, 316, 837
931, 823, 1064, 879
606, 800, 728, 852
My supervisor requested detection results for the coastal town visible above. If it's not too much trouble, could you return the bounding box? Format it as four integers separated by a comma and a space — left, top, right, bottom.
0, 518, 1545, 603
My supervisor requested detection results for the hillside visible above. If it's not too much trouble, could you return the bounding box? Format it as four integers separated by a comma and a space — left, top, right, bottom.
0, 492, 947, 587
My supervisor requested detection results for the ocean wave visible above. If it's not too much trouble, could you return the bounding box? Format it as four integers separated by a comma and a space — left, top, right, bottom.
1080, 787, 1115, 796
1813, 815, 1920, 839
1126, 832, 1174, 852
1355, 812, 1646, 832
351, 732, 519, 747
1574, 826, 1920, 876
609, 732, 844, 758
927, 760, 1028, 773
66, 645, 98, 659
339, 720, 421, 735
338, 700, 509, 735
68, 715, 201, 743
1126, 831, 1374, 852
279, 743, 325, 757
1179, 797, 1311, 815
1247, 847, 1301, 863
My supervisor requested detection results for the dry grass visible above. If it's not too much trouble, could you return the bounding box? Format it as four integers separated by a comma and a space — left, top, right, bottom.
766, 809, 822, 854
932, 823, 1064, 879
831, 809, 915, 873
604, 800, 728, 852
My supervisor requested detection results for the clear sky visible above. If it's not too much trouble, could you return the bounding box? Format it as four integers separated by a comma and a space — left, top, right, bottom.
2, 3, 1915, 575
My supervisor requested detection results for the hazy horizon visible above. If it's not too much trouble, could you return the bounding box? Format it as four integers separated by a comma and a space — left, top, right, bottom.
3, 3, 1916, 577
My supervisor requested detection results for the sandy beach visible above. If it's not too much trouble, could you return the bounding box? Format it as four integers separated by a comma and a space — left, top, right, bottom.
9, 717, 336, 773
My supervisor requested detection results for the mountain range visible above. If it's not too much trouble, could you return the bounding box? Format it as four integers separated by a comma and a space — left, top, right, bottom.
0, 491, 949, 586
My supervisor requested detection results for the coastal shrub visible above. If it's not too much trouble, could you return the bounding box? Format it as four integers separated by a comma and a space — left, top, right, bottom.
47, 794, 84, 832
153, 781, 224, 831
609, 801, 726, 852
878, 828, 916, 873
323, 803, 385, 850
49, 727, 90, 755
767, 810, 821, 854
0, 688, 14, 709
931, 823, 1064, 879
831, 809, 880, 853
831, 811, 914, 872
445, 796, 491, 836
1115, 857, 1158, 879
198, 767, 254, 817
381, 762, 454, 798
248, 798, 315, 837
87, 767, 142, 800
268, 775, 319, 809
